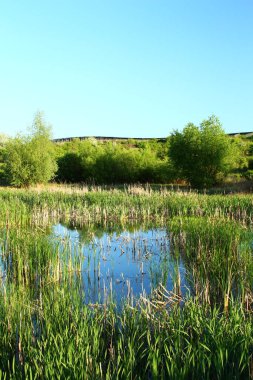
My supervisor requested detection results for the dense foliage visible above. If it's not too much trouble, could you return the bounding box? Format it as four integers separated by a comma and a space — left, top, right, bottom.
169, 115, 245, 188
3, 112, 57, 187
0, 113, 252, 188
55, 138, 172, 184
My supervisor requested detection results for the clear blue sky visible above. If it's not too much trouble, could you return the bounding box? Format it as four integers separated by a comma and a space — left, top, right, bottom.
1, 1, 252, 138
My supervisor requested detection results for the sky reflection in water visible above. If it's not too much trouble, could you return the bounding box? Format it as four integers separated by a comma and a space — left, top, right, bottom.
52, 224, 187, 305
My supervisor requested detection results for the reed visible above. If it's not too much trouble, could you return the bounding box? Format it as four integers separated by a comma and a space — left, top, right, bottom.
0, 283, 252, 379
0, 185, 253, 227
0, 185, 252, 378
169, 217, 253, 307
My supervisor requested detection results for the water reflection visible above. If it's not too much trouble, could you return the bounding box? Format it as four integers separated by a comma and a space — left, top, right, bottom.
52, 223, 187, 305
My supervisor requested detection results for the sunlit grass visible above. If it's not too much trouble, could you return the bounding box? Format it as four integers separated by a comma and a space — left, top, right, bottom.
0, 185, 253, 227
0, 185, 253, 378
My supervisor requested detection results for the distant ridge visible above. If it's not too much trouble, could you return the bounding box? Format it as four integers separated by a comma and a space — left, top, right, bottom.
53, 136, 167, 143
53, 132, 253, 143
227, 132, 253, 137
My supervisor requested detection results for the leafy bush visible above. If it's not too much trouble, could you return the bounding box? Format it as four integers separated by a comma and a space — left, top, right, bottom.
169, 115, 241, 188
4, 112, 57, 187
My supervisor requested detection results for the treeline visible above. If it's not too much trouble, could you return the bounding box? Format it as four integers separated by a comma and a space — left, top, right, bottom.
55, 138, 172, 184
0, 112, 252, 188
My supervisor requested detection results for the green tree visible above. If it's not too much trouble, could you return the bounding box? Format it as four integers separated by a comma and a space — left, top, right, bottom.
4, 112, 57, 187
57, 152, 83, 183
0, 134, 9, 184
169, 115, 240, 188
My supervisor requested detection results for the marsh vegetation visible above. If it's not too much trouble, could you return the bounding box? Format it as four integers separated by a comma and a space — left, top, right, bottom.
0, 185, 253, 378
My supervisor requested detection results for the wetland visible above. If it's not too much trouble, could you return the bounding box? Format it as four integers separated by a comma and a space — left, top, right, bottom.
0, 185, 253, 379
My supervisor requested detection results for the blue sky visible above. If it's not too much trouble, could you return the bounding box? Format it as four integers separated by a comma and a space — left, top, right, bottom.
0, 1, 252, 138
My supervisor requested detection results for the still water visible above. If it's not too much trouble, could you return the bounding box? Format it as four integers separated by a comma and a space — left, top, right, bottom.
52, 224, 187, 305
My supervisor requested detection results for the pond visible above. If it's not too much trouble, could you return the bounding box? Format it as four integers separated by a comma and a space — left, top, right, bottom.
1, 217, 252, 307
52, 224, 187, 305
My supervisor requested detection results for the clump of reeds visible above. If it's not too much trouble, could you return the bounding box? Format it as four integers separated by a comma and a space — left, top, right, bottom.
169, 216, 253, 309
0, 186, 253, 228
0, 281, 252, 379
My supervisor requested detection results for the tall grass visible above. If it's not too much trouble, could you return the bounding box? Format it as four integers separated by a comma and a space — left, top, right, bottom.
169, 217, 253, 308
0, 185, 252, 378
0, 185, 252, 227
0, 284, 252, 379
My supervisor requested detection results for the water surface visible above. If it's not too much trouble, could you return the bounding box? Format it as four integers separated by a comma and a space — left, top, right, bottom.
52, 224, 187, 304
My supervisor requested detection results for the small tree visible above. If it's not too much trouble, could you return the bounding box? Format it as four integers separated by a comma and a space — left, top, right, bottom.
4, 112, 57, 187
169, 115, 240, 188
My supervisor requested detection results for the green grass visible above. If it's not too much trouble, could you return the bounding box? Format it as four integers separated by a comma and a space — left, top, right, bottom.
0, 185, 253, 379
0, 284, 252, 379
0, 185, 253, 227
